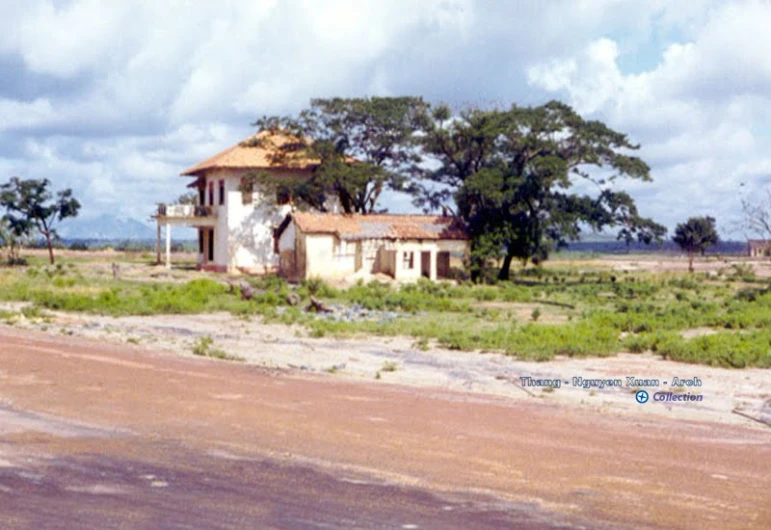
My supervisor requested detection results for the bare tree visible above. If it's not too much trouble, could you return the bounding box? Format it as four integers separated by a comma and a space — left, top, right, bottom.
741, 187, 771, 240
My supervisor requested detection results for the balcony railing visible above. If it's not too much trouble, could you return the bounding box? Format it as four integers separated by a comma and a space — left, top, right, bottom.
156, 204, 216, 218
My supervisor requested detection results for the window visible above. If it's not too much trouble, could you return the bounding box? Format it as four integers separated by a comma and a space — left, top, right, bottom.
402, 251, 414, 269
276, 185, 292, 206
208, 182, 214, 206
240, 177, 254, 205
218, 180, 225, 205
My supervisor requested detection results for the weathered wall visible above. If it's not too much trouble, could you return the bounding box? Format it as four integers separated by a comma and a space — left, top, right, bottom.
378, 248, 397, 277
201, 169, 305, 273
303, 234, 337, 278
275, 218, 469, 282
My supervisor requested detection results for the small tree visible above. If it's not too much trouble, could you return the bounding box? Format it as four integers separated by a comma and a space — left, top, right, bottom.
0, 217, 25, 264
175, 192, 198, 205
672, 216, 719, 272
0, 177, 81, 264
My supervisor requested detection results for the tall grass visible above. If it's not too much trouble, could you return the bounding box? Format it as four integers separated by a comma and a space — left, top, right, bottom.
1, 261, 769, 367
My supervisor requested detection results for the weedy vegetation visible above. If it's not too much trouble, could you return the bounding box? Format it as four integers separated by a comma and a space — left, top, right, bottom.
191, 335, 244, 362
0, 256, 769, 368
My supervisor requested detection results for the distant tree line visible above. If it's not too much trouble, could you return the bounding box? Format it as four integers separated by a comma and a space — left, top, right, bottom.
251, 97, 666, 279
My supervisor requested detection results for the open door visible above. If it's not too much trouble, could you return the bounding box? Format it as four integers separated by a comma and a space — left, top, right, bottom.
437, 251, 451, 278
421, 251, 431, 278
207, 229, 215, 263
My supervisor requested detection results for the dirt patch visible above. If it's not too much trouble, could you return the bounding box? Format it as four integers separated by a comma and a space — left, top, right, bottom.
2, 302, 768, 429
1, 327, 769, 530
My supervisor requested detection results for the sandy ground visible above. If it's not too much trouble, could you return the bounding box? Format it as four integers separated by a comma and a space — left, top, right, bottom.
2, 301, 769, 431
549, 254, 771, 278
1, 327, 770, 529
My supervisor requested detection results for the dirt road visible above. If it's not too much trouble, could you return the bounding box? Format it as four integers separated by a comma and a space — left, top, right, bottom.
0, 326, 769, 529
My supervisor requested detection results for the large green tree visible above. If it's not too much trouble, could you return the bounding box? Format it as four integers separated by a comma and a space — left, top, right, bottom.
418, 101, 665, 280
672, 216, 719, 272
250, 96, 427, 213
0, 177, 81, 264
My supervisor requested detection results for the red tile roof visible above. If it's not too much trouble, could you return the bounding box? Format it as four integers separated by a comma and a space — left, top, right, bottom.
181, 131, 320, 176
289, 212, 468, 241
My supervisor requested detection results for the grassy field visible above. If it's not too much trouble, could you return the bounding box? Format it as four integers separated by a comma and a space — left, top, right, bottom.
1, 252, 769, 368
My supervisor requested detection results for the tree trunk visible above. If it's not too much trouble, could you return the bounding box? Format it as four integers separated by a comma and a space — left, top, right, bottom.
45, 232, 55, 264
498, 253, 514, 281
688, 252, 694, 273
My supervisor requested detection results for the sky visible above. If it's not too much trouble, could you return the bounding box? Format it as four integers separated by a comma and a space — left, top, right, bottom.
1, 0, 770, 239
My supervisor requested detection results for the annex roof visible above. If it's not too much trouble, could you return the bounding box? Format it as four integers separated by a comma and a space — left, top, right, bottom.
748, 239, 771, 249
181, 131, 320, 176
285, 212, 468, 241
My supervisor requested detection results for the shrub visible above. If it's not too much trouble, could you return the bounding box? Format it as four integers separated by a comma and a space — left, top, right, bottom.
191, 335, 244, 362
68, 241, 89, 251
381, 361, 399, 372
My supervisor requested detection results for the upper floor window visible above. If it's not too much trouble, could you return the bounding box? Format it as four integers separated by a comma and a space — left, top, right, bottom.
239, 176, 254, 205
402, 251, 414, 269
276, 185, 292, 206
208, 182, 214, 206
218, 180, 225, 206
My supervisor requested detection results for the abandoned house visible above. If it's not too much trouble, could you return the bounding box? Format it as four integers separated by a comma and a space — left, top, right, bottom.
748, 239, 771, 257
274, 212, 469, 282
154, 132, 321, 273
157, 133, 469, 280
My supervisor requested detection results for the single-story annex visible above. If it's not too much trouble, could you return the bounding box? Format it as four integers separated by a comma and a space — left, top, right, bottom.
275, 212, 468, 282
748, 239, 771, 257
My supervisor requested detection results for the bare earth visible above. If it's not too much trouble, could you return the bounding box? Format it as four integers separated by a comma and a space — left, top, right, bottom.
1, 253, 770, 528
1, 324, 770, 529
4, 301, 769, 428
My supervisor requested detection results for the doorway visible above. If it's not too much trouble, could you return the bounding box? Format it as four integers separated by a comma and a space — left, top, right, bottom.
354, 242, 363, 272
420, 251, 431, 278
436, 251, 451, 278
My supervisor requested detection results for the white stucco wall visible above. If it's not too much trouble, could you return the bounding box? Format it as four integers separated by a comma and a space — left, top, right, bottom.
303, 234, 336, 278
280, 228, 468, 282
278, 222, 295, 253
201, 169, 303, 272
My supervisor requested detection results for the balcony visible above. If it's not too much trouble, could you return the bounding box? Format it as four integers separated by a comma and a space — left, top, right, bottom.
155, 203, 217, 226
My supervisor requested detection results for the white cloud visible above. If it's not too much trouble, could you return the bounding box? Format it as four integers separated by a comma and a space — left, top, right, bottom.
0, 98, 55, 130
0, 0, 769, 238
527, 0, 771, 236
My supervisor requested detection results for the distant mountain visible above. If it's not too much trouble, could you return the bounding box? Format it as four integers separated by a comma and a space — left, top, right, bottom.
57, 214, 157, 240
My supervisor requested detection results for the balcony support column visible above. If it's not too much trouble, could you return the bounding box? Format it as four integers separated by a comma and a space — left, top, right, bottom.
165, 223, 171, 270
156, 222, 161, 265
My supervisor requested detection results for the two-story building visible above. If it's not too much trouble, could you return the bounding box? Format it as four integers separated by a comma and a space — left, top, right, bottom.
155, 132, 318, 273
157, 133, 470, 280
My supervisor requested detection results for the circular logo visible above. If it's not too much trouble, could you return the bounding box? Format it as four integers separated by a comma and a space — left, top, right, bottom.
635, 390, 649, 404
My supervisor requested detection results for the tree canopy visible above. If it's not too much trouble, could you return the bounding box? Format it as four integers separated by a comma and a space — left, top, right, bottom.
251, 96, 427, 214
418, 101, 665, 279
672, 216, 719, 272
248, 97, 663, 280
0, 177, 81, 264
